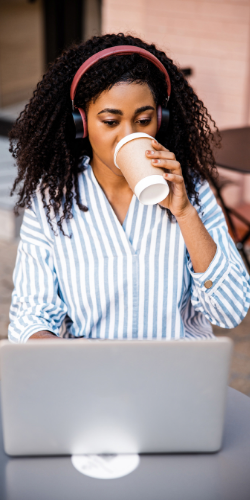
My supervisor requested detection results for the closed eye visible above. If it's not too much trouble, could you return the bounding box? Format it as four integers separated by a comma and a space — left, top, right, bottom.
103, 120, 118, 126
137, 119, 151, 125
103, 119, 152, 127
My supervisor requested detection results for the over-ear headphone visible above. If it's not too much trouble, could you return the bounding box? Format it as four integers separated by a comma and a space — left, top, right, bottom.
70, 45, 171, 139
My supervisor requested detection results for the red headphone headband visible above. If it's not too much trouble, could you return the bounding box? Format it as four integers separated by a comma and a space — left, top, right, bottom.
70, 45, 171, 103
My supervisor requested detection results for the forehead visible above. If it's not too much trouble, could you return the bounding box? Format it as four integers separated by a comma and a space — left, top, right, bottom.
91, 82, 155, 110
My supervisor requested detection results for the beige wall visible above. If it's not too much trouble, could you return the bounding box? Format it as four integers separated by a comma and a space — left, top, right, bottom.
102, 0, 250, 130
0, 0, 44, 107
83, 0, 102, 41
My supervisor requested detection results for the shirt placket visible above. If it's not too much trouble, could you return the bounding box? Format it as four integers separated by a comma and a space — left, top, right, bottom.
131, 254, 139, 338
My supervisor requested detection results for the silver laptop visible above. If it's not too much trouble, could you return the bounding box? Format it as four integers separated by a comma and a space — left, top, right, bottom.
0, 337, 232, 456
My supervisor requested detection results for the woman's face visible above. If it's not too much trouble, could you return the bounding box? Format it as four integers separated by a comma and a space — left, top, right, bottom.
86, 82, 158, 176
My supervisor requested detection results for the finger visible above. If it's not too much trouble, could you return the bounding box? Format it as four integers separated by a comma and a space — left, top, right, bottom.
151, 139, 169, 152
146, 150, 176, 161
152, 158, 182, 173
163, 172, 184, 185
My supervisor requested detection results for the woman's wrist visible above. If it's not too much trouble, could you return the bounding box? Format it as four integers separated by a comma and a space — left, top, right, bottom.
28, 331, 61, 340
175, 202, 217, 273
175, 201, 196, 224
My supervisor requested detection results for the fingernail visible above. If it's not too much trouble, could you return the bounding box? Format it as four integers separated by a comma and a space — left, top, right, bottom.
146, 150, 154, 155
153, 159, 160, 163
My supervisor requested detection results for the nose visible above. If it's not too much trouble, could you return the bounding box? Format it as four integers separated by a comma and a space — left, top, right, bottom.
118, 121, 137, 141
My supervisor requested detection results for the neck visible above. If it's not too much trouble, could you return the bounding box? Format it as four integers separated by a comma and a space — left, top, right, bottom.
91, 152, 132, 199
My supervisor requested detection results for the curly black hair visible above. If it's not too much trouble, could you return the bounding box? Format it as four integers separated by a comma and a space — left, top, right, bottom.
9, 32, 220, 234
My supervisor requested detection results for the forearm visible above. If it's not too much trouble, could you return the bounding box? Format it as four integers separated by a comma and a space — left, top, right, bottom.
28, 330, 61, 340
176, 204, 217, 274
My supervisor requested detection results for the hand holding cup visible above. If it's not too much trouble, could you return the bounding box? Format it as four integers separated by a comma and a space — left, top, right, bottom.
146, 139, 192, 220
114, 133, 169, 205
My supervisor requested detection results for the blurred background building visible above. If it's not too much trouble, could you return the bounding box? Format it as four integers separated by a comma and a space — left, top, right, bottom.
103, 0, 250, 130
0, 0, 101, 108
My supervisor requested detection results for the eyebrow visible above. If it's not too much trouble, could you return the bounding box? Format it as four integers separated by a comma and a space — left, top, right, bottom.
97, 105, 155, 116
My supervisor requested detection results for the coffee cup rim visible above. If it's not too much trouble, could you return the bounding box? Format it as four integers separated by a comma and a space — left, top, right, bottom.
114, 133, 155, 169
134, 175, 169, 205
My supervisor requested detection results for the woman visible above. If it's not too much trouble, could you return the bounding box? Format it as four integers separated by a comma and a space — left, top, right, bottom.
8, 33, 250, 342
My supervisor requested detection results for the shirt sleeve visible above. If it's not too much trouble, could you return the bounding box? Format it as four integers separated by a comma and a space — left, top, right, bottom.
8, 202, 67, 343
187, 180, 250, 328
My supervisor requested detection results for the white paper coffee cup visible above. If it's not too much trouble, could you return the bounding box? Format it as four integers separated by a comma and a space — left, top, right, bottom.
114, 133, 169, 205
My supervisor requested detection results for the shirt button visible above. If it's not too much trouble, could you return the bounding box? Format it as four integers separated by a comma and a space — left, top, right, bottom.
204, 280, 213, 289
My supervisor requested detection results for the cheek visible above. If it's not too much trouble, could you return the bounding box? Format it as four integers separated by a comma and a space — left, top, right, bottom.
88, 129, 104, 153
88, 122, 122, 174
148, 115, 158, 137
88, 118, 112, 152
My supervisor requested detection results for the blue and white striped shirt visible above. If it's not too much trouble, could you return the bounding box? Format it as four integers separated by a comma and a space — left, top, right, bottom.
8, 157, 250, 342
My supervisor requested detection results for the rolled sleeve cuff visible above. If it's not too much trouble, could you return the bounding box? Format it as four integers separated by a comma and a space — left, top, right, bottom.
9, 323, 60, 343
187, 244, 229, 294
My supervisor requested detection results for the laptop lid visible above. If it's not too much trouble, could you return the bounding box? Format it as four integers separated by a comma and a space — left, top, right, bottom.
0, 338, 232, 456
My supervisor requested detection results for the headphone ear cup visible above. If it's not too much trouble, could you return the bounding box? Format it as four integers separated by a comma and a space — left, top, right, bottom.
160, 108, 170, 130
157, 106, 170, 134
72, 107, 88, 139
157, 105, 162, 132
